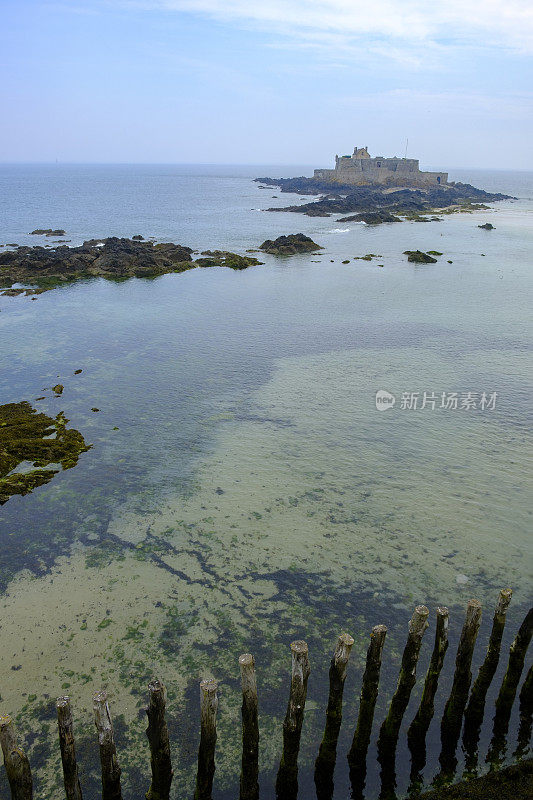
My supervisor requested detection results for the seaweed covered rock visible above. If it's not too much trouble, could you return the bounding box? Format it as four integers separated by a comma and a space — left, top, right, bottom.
259, 234, 323, 255
195, 251, 263, 270
0, 238, 267, 291
0, 237, 195, 290
0, 401, 91, 504
338, 210, 401, 225
404, 250, 438, 263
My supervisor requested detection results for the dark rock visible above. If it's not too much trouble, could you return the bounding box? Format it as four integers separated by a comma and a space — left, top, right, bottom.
338, 210, 401, 225
74, 369, 82, 374
0, 236, 195, 290
91, 408, 99, 412
1, 288, 24, 296
6, 243, 18, 247
342, 259, 350, 264
132, 235, 144, 240
30, 229, 66, 236
257, 175, 512, 220
478, 223, 495, 230
258, 234, 323, 255
427, 250, 443, 255
195, 251, 263, 270
403, 250, 438, 263
52, 384, 64, 394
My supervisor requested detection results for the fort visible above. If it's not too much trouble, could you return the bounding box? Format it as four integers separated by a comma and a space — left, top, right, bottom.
313, 145, 448, 188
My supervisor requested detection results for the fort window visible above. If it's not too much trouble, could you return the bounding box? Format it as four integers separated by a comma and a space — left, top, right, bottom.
437, 176, 441, 184
377, 162, 381, 167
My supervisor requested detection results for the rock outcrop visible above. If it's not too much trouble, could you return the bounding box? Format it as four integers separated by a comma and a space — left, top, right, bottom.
0, 237, 262, 291
259, 234, 323, 255
255, 176, 512, 219
403, 250, 438, 264
337, 210, 401, 225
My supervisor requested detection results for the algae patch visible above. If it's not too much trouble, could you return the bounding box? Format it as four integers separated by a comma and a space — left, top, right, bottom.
0, 401, 91, 504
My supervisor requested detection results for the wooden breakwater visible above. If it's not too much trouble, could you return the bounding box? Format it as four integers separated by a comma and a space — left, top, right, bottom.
1, 590, 532, 800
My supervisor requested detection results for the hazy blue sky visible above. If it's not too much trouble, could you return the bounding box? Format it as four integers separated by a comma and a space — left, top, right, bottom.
2, 1, 532, 168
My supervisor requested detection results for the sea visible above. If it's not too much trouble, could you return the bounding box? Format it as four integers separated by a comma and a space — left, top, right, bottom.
0, 164, 532, 799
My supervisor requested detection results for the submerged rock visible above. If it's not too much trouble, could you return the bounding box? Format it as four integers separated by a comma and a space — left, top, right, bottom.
403, 250, 438, 264
258, 234, 323, 255
0, 401, 91, 504
52, 384, 64, 394
30, 229, 66, 236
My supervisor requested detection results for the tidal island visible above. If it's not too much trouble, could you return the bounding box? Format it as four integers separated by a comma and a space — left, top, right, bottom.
256, 144, 512, 222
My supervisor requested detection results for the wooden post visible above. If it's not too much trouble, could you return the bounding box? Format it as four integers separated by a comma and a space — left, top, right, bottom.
348, 625, 387, 771
0, 714, 33, 800
463, 589, 512, 770
275, 640, 311, 800
239, 654, 259, 800
56, 697, 83, 800
407, 607, 449, 790
487, 607, 533, 767
314, 632, 354, 800
93, 691, 123, 800
145, 679, 173, 800
378, 605, 429, 748
377, 606, 428, 800
438, 599, 482, 781
514, 663, 533, 759
194, 679, 219, 800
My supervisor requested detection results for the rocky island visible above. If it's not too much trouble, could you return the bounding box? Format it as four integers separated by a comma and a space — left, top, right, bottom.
256, 145, 512, 221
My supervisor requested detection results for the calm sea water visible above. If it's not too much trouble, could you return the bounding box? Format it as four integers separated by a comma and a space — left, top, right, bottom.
0, 164, 532, 799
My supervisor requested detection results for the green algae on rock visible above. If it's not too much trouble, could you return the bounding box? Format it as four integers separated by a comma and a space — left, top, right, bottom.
259, 234, 323, 255
195, 251, 263, 270
404, 250, 438, 264
0, 401, 91, 504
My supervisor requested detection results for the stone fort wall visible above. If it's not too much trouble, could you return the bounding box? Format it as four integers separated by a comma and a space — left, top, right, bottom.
314, 153, 447, 187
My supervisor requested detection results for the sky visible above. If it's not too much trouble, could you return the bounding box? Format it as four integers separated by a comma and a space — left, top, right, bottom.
2, 0, 532, 168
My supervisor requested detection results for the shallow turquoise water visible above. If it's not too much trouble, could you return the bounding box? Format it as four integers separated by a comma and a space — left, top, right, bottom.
0, 165, 531, 799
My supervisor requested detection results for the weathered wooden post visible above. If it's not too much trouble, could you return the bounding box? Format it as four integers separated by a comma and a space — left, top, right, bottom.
379, 606, 429, 748
463, 589, 512, 771
93, 691, 123, 800
314, 632, 354, 800
514, 663, 533, 759
348, 624, 387, 800
56, 697, 83, 800
275, 640, 311, 800
438, 599, 482, 782
487, 607, 533, 767
407, 607, 449, 790
377, 606, 429, 800
0, 714, 33, 800
145, 679, 173, 800
348, 625, 387, 770
194, 679, 219, 800
239, 654, 259, 800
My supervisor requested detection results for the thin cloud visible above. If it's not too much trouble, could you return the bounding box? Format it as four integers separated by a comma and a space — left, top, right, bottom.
128, 0, 533, 56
